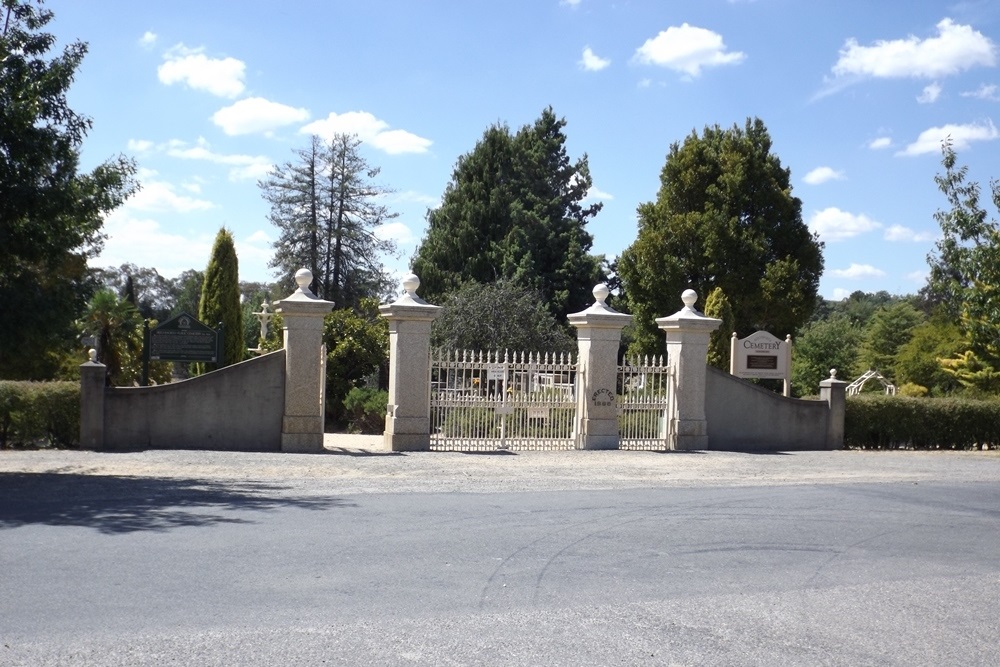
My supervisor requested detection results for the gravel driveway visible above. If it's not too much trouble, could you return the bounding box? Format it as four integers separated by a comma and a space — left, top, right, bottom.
2, 435, 999, 494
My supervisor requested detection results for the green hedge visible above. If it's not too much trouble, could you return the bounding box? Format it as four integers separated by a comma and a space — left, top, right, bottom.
845, 394, 1000, 450
342, 387, 388, 435
0, 381, 80, 449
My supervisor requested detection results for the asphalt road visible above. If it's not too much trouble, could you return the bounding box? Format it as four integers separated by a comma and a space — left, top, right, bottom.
1, 455, 999, 666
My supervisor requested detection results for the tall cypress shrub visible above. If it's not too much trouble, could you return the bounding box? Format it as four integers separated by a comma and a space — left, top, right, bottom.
199, 228, 244, 370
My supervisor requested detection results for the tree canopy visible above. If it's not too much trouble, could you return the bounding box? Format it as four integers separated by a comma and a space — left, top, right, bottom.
261, 134, 396, 308
199, 228, 243, 369
0, 0, 137, 378
617, 118, 823, 357
411, 107, 605, 319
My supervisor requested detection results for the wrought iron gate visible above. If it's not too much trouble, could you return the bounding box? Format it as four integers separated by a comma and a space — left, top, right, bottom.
617, 355, 673, 450
429, 349, 577, 451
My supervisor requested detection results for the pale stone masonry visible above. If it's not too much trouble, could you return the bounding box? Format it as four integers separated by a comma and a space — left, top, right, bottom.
657, 289, 722, 451
278, 269, 334, 453
379, 274, 442, 452
568, 284, 632, 450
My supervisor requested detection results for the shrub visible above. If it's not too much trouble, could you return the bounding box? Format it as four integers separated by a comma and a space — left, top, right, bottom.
0, 381, 79, 448
845, 394, 1000, 449
342, 387, 387, 435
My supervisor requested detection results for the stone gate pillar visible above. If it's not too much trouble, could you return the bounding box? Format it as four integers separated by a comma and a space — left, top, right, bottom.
379, 274, 442, 452
568, 284, 632, 450
657, 289, 721, 451
820, 370, 848, 450
79, 350, 106, 450
277, 269, 334, 453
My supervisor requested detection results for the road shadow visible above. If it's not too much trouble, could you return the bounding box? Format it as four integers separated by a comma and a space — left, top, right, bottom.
0, 472, 352, 535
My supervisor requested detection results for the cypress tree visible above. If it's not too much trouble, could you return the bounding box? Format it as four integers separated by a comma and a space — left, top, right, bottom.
199, 228, 244, 369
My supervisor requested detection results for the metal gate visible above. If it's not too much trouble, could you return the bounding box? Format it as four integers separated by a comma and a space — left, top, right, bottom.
429, 349, 577, 451
617, 355, 673, 450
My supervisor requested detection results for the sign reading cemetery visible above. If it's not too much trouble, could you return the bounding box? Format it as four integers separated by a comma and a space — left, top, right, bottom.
731, 330, 790, 384
148, 313, 221, 363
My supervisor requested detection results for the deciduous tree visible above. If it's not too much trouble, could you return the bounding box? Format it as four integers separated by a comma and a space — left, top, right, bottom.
0, 0, 137, 378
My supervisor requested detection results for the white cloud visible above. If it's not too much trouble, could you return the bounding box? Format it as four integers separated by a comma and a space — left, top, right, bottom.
868, 137, 892, 150
962, 83, 1000, 101
884, 225, 935, 242
831, 263, 887, 279
158, 44, 246, 98
212, 97, 310, 136
127, 139, 154, 154
831, 288, 852, 301
374, 222, 415, 245
391, 190, 440, 207
580, 47, 611, 72
166, 138, 273, 181
831, 19, 997, 80
633, 23, 746, 77
586, 186, 614, 201
98, 210, 214, 278
138, 32, 157, 49
809, 207, 881, 242
898, 119, 999, 156
302, 111, 432, 155
906, 270, 928, 283
128, 179, 215, 214
803, 166, 845, 185
918, 81, 943, 103
370, 129, 433, 155
637, 78, 653, 88
560, 0, 582, 6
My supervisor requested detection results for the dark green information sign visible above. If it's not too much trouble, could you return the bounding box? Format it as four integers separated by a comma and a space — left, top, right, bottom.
149, 313, 220, 362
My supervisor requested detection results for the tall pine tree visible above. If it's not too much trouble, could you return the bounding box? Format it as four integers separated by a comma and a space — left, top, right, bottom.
411, 107, 604, 320
261, 134, 396, 307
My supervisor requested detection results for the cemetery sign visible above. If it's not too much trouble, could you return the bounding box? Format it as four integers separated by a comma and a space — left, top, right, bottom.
141, 313, 223, 385
730, 330, 792, 396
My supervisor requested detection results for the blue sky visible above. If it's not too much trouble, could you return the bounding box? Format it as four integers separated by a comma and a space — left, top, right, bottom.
45, 0, 999, 301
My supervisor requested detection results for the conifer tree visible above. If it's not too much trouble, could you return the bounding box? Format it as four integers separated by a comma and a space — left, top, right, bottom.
703, 287, 735, 371
411, 107, 604, 320
199, 228, 243, 369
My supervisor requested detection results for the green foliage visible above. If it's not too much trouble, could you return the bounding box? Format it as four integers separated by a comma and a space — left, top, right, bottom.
431, 280, 575, 354
853, 301, 925, 377
411, 107, 605, 320
893, 313, 965, 395
940, 350, 1000, 396
924, 141, 1000, 373
618, 118, 823, 357
199, 228, 244, 370
342, 387, 388, 434
324, 298, 389, 427
703, 287, 735, 371
0, 0, 138, 379
791, 314, 862, 396
845, 394, 1000, 449
0, 381, 79, 448
82, 289, 140, 385
262, 134, 396, 307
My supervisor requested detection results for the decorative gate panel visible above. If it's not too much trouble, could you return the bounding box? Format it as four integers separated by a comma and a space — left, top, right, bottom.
618, 355, 673, 450
430, 350, 577, 451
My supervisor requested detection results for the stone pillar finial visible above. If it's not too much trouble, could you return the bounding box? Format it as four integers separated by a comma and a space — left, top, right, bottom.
294, 268, 314, 295
568, 286, 632, 450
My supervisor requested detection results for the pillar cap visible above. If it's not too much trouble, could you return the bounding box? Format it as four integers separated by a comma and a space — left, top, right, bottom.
379, 274, 442, 320
568, 284, 632, 329
276, 268, 335, 313
656, 289, 722, 332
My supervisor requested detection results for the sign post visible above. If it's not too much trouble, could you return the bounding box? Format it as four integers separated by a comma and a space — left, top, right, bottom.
141, 313, 223, 385
730, 331, 792, 396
